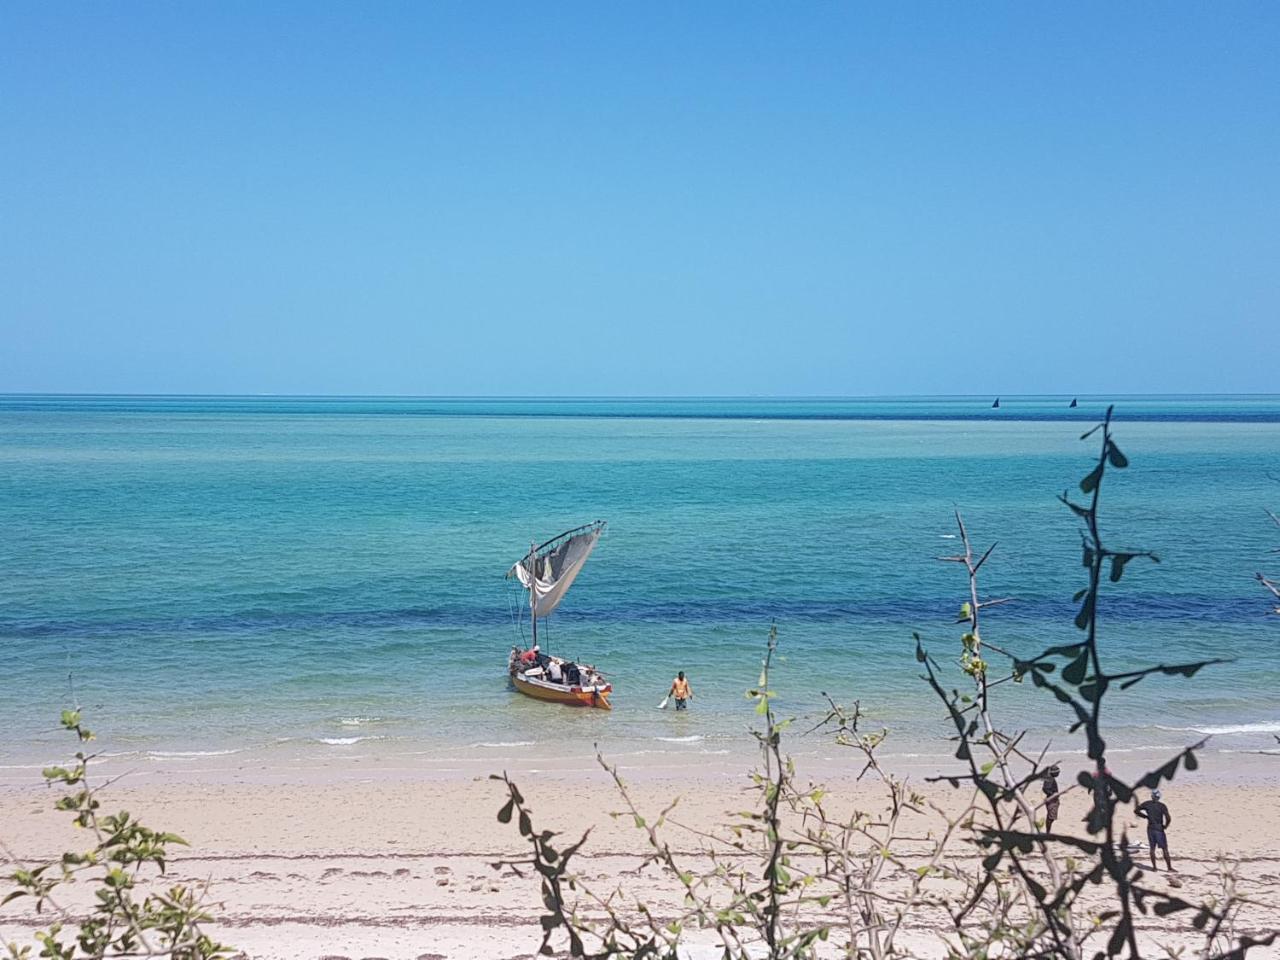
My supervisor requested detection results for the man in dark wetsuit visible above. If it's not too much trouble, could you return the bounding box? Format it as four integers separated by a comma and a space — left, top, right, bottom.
1135, 789, 1173, 871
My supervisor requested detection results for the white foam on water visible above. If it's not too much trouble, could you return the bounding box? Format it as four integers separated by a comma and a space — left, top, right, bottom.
338, 716, 384, 727
476, 740, 536, 748
148, 749, 240, 758
316, 736, 385, 746
1156, 721, 1280, 736
656, 735, 704, 743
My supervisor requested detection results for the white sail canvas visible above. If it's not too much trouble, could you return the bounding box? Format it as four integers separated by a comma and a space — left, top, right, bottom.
508, 523, 604, 619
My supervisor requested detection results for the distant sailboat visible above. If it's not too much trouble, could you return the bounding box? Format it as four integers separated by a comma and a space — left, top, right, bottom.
992, 397, 1000, 409
1069, 397, 1078, 408
506, 521, 612, 709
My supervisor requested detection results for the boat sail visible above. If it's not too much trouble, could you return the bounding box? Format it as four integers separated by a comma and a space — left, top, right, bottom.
506, 520, 612, 709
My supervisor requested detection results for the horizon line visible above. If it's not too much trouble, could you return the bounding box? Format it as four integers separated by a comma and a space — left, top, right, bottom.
4, 392, 1280, 401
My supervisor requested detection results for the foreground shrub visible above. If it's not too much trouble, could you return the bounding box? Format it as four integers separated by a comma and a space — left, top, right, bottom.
1, 712, 231, 960
495, 409, 1277, 959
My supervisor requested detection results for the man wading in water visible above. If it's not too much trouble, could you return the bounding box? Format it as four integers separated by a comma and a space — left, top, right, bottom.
1136, 789, 1174, 872
669, 671, 693, 711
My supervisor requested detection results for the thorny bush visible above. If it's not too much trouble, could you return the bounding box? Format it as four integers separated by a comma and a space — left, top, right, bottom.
494, 408, 1277, 959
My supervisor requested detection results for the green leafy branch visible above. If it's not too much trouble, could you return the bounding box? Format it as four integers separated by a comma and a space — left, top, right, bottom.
921, 406, 1274, 959
1, 712, 230, 960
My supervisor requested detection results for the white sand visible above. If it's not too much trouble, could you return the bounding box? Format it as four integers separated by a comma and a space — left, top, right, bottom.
3, 745, 1279, 958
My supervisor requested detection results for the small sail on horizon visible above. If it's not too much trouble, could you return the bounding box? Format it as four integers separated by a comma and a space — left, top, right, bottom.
1070, 397, 1078, 408
992, 397, 1000, 409
507, 520, 606, 619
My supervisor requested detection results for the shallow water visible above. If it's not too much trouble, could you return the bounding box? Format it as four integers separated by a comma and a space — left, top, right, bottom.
2, 396, 1278, 770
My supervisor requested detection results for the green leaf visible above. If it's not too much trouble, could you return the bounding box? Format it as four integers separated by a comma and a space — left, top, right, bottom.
1074, 594, 1095, 630
1061, 494, 1090, 518
1079, 680, 1106, 702
1062, 650, 1089, 685
497, 799, 514, 824
1107, 442, 1129, 468
1080, 464, 1103, 494
1110, 553, 1142, 583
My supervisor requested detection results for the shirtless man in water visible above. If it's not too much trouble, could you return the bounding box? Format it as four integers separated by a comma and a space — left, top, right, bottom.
670, 671, 693, 710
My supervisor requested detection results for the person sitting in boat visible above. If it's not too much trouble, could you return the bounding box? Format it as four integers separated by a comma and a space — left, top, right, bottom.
564, 662, 582, 685
518, 645, 540, 667
547, 659, 564, 683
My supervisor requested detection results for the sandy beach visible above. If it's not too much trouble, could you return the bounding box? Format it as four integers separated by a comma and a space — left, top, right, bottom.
3, 745, 1278, 959
7, 0, 1280, 951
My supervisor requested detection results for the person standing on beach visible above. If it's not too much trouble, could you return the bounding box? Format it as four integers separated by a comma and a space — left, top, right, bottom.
1042, 765, 1061, 833
1135, 789, 1173, 871
1093, 762, 1114, 810
670, 672, 692, 711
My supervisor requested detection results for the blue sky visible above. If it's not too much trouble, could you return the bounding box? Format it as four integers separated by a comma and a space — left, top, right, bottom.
2, 3, 1277, 395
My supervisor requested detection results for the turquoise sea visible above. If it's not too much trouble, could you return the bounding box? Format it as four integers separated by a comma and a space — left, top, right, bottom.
2, 396, 1278, 774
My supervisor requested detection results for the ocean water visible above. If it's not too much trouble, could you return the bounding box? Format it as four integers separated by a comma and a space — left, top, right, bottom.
1, 396, 1278, 774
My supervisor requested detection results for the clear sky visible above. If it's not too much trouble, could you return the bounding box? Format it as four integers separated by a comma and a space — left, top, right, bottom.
2, 3, 1277, 396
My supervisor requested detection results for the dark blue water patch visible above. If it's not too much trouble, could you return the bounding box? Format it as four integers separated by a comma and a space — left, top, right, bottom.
1, 592, 1272, 641
3, 394, 1280, 423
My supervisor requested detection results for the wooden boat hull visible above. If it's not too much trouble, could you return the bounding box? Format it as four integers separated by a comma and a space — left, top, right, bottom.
512, 672, 612, 709
508, 650, 612, 710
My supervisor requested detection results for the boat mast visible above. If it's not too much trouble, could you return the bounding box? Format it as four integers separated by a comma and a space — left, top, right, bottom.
529, 540, 537, 649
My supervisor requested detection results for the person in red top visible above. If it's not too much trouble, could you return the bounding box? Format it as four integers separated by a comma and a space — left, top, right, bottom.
518, 645, 539, 665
